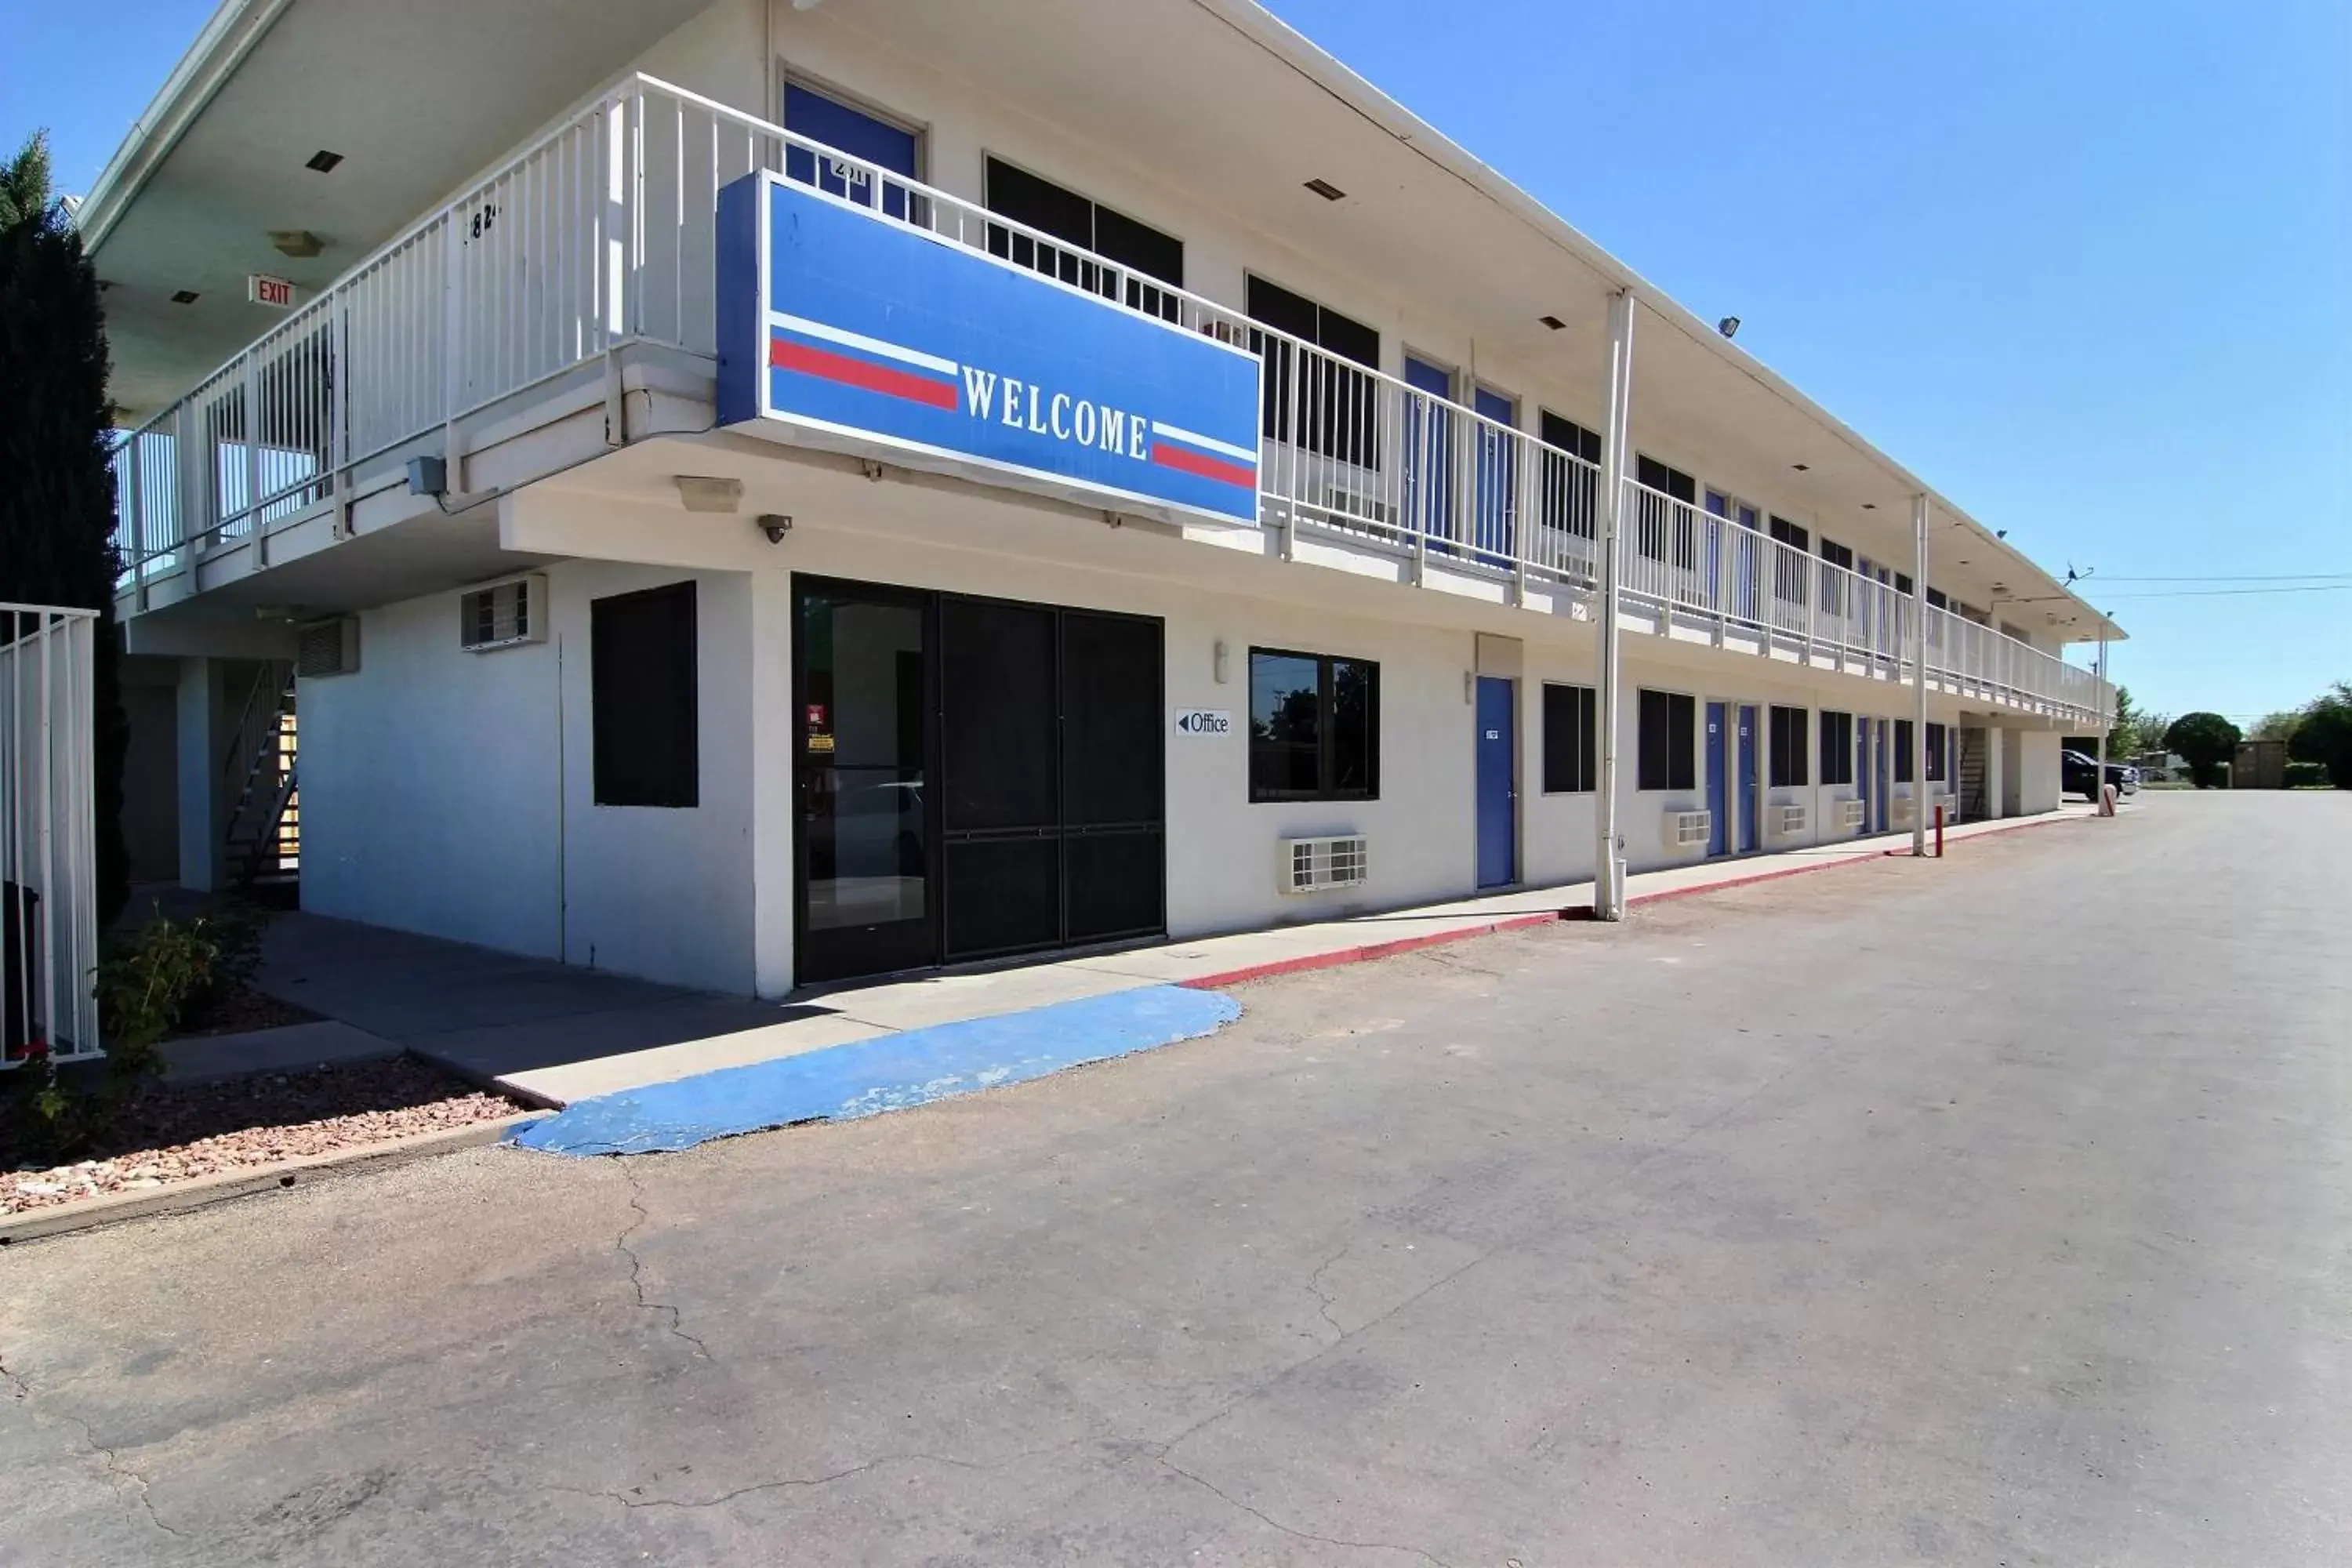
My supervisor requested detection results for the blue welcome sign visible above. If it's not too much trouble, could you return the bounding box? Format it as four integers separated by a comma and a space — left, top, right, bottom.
717, 170, 1262, 525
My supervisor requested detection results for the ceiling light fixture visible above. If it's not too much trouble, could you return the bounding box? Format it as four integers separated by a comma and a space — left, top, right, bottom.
1862, 503, 1877, 510
269, 230, 325, 259
170, 289, 199, 304
304, 150, 344, 173
1302, 177, 1346, 201
1539, 314, 1566, 331
1791, 463, 1810, 472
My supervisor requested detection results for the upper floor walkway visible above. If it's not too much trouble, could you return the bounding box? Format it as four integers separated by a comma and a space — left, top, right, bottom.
104, 74, 2111, 729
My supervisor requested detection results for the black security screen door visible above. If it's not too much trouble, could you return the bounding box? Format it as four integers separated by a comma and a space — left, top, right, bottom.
939, 598, 1164, 962
796, 578, 1164, 984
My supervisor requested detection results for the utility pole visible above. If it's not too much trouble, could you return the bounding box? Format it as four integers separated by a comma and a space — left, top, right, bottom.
1911, 492, 1930, 855
1592, 289, 1635, 919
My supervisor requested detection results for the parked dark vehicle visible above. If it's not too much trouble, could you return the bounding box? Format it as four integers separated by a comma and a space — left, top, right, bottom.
2062, 749, 2138, 801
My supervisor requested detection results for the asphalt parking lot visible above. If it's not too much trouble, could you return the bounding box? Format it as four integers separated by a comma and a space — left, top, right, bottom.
4, 790, 2347, 1566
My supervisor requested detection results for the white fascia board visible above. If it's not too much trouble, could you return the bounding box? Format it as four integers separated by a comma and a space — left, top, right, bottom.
1193, 0, 2122, 643
74, 0, 294, 252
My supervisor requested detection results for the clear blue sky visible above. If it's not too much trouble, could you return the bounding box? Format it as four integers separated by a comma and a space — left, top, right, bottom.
7, 0, 2347, 725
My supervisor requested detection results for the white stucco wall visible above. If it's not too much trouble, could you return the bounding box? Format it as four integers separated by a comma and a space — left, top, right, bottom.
297, 560, 757, 993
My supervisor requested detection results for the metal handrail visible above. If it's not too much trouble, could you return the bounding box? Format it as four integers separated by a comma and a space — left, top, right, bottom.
103, 74, 2109, 729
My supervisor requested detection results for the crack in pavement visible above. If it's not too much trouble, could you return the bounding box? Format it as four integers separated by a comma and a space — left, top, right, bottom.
541, 1435, 1119, 1514
1304, 1244, 1350, 1337
0, 1352, 191, 1542
546, 1450, 987, 1512
1156, 1454, 1454, 1567
1413, 949, 1506, 980
614, 1165, 716, 1364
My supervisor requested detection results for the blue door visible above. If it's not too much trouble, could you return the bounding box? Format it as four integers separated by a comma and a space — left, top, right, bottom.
1857, 718, 1874, 830
1705, 702, 1729, 856
1472, 386, 1515, 564
1475, 677, 1515, 887
1404, 357, 1454, 546
1737, 704, 1760, 851
784, 83, 919, 220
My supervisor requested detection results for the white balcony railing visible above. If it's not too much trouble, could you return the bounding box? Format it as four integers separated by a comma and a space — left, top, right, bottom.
104, 74, 2109, 730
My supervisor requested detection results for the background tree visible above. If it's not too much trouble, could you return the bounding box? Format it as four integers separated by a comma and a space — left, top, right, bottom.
2136, 710, 2173, 757
2100, 684, 2140, 754
2250, 709, 2305, 742
2164, 713, 2242, 789
2285, 682, 2352, 789
0, 132, 129, 920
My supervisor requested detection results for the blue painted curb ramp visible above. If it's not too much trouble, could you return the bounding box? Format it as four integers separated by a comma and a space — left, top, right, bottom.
510, 984, 1242, 1157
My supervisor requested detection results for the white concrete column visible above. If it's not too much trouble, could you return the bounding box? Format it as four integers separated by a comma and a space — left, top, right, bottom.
2093, 637, 2109, 810
1911, 493, 1930, 855
750, 567, 797, 997
1592, 289, 1635, 920
1986, 727, 2008, 820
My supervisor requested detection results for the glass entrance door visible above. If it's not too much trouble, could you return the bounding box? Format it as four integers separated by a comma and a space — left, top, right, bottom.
796, 583, 935, 982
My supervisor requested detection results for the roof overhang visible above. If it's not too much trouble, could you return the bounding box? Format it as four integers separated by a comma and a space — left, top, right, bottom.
81, 0, 708, 418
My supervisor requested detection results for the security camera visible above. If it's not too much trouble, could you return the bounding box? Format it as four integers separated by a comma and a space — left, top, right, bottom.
757, 514, 793, 544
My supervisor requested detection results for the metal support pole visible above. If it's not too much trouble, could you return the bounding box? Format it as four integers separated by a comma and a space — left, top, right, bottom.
2094, 635, 2109, 811
1911, 492, 1930, 856
1592, 289, 1635, 920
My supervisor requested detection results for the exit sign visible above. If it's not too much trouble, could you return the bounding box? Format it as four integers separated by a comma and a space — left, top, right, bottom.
248, 274, 296, 308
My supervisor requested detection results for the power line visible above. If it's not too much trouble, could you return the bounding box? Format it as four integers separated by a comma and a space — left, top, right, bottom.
2097, 584, 2352, 600
2092, 572, 2352, 583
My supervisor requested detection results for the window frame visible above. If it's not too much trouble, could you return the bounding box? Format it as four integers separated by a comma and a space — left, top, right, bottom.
591, 579, 700, 810
1818, 709, 1857, 787
981, 153, 1185, 319
1769, 705, 1809, 788
1541, 682, 1598, 794
1247, 646, 1381, 804
1538, 412, 1603, 542
1637, 688, 1697, 793
1244, 273, 1381, 467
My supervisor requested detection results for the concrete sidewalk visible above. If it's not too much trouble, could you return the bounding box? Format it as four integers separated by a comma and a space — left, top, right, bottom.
252, 803, 2102, 1108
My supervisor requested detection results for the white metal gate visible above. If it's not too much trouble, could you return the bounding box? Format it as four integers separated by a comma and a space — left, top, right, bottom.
2, 604, 102, 1065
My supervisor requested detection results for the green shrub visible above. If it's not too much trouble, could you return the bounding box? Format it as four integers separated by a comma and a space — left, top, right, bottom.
2284, 760, 2331, 788
5, 902, 270, 1163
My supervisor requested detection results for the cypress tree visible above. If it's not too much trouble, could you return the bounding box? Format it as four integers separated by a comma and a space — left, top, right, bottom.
0, 132, 131, 921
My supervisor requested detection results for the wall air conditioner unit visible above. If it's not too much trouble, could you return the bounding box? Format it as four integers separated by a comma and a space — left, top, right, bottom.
1838, 798, 1867, 832
459, 573, 547, 652
1776, 803, 1808, 837
1279, 834, 1369, 895
1666, 809, 1711, 850
295, 615, 360, 678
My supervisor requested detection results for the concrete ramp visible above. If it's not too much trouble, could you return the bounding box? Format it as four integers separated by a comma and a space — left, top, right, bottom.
509, 984, 1241, 1156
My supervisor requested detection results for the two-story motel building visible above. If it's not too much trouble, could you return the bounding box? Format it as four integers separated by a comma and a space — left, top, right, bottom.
93, 0, 2118, 996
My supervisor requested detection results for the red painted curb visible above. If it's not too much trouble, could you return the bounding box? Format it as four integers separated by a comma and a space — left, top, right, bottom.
1178, 911, 1564, 989
1174, 811, 2103, 990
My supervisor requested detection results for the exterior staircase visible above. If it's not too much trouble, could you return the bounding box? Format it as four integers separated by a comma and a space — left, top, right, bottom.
222, 662, 299, 894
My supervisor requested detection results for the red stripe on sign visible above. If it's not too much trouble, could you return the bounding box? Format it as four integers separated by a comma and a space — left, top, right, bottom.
770, 336, 960, 410
1151, 442, 1257, 488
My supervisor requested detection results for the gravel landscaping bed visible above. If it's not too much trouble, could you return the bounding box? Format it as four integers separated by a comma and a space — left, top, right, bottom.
2, 1058, 527, 1214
